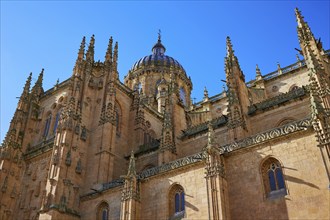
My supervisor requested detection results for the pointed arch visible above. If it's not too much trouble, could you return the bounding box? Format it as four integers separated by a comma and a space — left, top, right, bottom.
168, 183, 185, 219
43, 112, 52, 138
96, 201, 109, 220
260, 157, 287, 199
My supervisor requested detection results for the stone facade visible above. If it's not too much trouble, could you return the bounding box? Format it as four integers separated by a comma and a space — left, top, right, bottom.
1, 8, 329, 220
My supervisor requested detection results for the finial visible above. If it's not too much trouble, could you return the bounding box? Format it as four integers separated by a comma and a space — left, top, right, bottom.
203, 86, 209, 102
226, 36, 234, 57
105, 36, 113, 62
256, 64, 262, 80
54, 78, 59, 90
86, 35, 95, 62
277, 62, 282, 75
77, 36, 86, 60
158, 29, 162, 42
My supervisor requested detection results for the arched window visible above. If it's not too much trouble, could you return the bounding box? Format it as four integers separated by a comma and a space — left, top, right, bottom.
53, 110, 61, 134
261, 157, 287, 199
169, 184, 185, 219
179, 87, 186, 106
43, 114, 52, 138
97, 202, 109, 220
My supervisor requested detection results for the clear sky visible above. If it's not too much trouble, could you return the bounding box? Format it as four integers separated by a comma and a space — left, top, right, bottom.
1, 1, 329, 142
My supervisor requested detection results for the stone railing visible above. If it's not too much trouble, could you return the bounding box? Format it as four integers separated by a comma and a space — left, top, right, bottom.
24, 136, 55, 160
248, 87, 308, 115
221, 117, 312, 153
180, 115, 227, 139
133, 139, 160, 158
81, 151, 206, 199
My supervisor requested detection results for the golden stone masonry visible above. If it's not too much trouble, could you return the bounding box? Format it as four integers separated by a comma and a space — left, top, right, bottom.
0, 8, 329, 220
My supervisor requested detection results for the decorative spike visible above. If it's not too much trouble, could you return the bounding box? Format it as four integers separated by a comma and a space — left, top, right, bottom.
256, 64, 262, 80
203, 86, 209, 102
226, 36, 234, 58
77, 36, 86, 61
31, 68, 44, 98
86, 35, 95, 62
105, 36, 113, 62
113, 41, 118, 65
127, 151, 136, 176
295, 8, 317, 45
277, 62, 282, 75
17, 72, 32, 110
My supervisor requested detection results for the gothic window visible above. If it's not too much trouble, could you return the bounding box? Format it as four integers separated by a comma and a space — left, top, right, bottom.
261, 157, 287, 199
43, 114, 52, 138
169, 184, 185, 219
53, 110, 61, 134
179, 87, 186, 106
97, 202, 109, 220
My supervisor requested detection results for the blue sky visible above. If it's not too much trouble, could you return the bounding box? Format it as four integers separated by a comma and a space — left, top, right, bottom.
1, 1, 329, 142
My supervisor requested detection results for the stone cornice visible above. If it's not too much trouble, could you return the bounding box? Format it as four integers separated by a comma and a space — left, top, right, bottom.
80, 151, 206, 199
23, 137, 55, 160
221, 117, 312, 153
248, 87, 308, 115
179, 116, 228, 140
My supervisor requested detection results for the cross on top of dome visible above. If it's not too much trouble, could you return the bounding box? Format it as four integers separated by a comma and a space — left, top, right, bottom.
152, 30, 166, 55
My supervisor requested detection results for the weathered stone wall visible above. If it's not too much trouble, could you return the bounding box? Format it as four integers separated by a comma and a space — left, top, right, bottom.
80, 188, 122, 220
225, 131, 329, 219
139, 164, 209, 219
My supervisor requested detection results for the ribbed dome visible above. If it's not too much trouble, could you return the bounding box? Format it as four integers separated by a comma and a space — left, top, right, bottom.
130, 37, 185, 73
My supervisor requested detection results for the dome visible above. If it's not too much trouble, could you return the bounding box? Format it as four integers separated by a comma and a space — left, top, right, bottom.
130, 36, 186, 73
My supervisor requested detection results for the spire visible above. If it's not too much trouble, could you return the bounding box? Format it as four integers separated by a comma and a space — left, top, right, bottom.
17, 72, 32, 110
295, 8, 316, 43
77, 36, 86, 61
152, 31, 166, 55
277, 62, 282, 75
127, 151, 136, 177
86, 35, 95, 62
226, 36, 235, 58
105, 36, 113, 63
256, 64, 262, 80
31, 68, 44, 100
203, 86, 209, 102
113, 41, 118, 69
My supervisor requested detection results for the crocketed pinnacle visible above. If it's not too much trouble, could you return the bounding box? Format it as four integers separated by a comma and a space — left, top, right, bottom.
86, 35, 95, 62
17, 72, 32, 110
105, 36, 113, 62
295, 8, 315, 43
31, 69, 44, 97
226, 36, 235, 58
113, 41, 118, 66
77, 36, 86, 61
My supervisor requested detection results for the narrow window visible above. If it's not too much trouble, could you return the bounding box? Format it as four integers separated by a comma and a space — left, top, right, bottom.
53, 111, 61, 134
97, 202, 109, 220
169, 184, 185, 219
261, 158, 287, 199
43, 114, 52, 137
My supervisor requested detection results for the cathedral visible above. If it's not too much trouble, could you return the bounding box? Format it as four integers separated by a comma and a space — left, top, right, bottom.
0, 8, 329, 220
